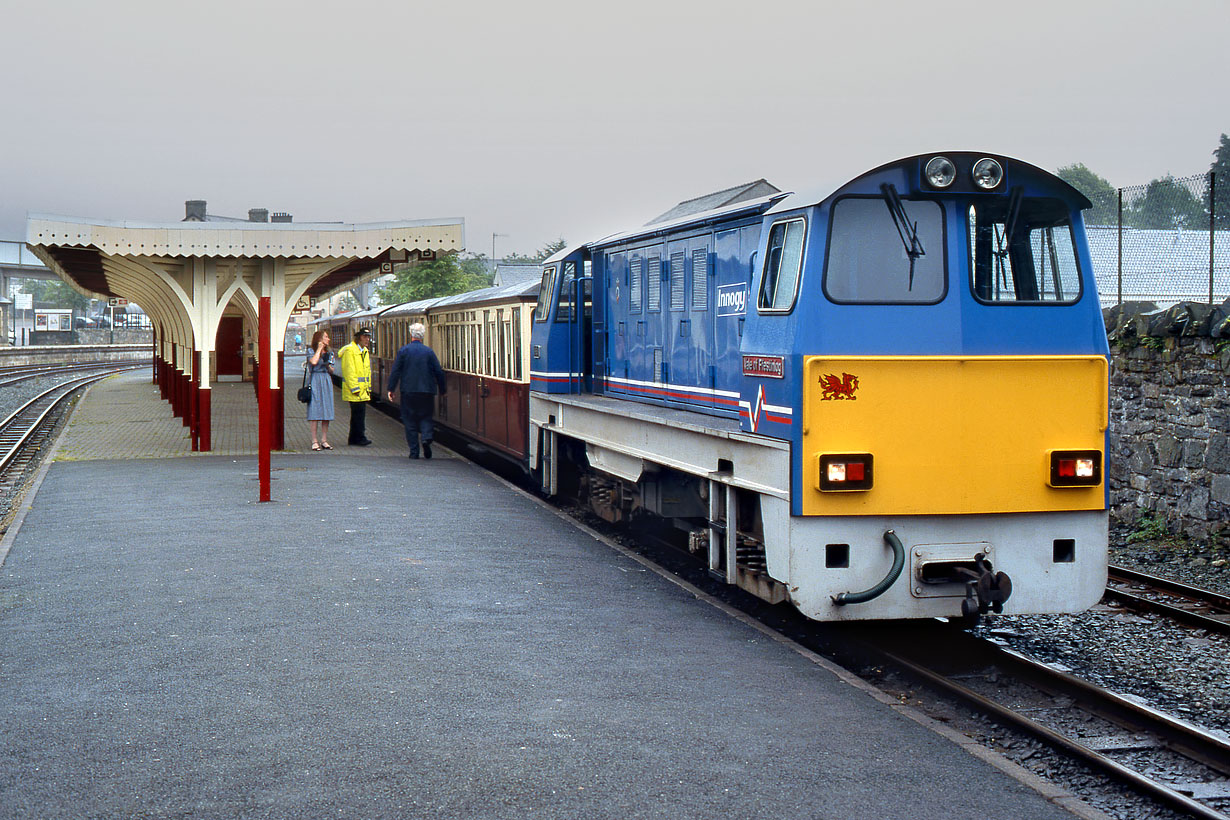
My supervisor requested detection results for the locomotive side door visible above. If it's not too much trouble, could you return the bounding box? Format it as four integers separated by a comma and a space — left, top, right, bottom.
713, 225, 756, 410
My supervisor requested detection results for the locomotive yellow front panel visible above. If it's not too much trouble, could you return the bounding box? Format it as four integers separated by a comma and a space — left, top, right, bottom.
800, 356, 1108, 516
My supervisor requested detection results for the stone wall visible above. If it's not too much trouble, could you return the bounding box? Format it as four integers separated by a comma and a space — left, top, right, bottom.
1107, 301, 1230, 540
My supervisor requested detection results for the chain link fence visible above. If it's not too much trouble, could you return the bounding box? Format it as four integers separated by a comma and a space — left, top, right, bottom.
1084, 171, 1229, 306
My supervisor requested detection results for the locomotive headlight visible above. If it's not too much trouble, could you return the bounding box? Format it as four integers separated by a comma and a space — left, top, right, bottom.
1047, 450, 1102, 487
817, 453, 874, 491
972, 158, 1004, 190
924, 156, 956, 188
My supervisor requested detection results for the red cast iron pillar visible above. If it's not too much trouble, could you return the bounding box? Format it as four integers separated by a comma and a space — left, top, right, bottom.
197, 349, 211, 452
259, 296, 272, 501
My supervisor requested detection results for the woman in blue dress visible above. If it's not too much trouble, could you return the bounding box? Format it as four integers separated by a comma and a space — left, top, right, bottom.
305, 329, 336, 450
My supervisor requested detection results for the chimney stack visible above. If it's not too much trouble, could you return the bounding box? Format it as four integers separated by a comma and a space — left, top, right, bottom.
271, 212, 293, 223
248, 208, 269, 223
184, 200, 207, 221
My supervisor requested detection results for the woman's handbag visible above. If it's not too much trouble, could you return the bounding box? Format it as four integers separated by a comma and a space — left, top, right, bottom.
297, 365, 312, 403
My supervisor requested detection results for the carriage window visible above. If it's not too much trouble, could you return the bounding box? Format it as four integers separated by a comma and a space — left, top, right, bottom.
534, 266, 557, 321
969, 198, 1081, 303
825, 197, 944, 303
555, 261, 576, 322
758, 219, 806, 311
511, 306, 522, 380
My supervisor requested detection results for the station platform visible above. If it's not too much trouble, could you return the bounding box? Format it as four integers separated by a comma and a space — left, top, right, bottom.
0, 372, 1101, 819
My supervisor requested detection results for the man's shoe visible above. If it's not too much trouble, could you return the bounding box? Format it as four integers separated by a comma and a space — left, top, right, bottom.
354, 439, 372, 447
423, 442, 432, 459
408, 452, 419, 459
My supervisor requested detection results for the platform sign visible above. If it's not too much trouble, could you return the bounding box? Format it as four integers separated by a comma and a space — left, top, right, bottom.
294, 295, 315, 312
107, 297, 128, 307
14, 292, 32, 310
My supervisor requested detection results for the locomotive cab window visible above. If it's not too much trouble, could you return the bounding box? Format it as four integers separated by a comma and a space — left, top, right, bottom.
824, 195, 945, 303
534, 265, 557, 321
758, 218, 805, 311
969, 196, 1081, 303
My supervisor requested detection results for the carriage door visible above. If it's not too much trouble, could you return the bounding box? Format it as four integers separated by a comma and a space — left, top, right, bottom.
478, 308, 495, 438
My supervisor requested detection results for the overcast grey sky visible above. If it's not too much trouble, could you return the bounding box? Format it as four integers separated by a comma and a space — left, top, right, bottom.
2, 0, 1226, 256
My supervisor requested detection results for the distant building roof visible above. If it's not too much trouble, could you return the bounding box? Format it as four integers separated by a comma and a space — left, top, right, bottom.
646, 179, 781, 225
492, 263, 542, 288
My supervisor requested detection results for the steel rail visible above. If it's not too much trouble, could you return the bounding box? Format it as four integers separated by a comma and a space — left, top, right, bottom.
859, 625, 1230, 820
1107, 564, 1230, 635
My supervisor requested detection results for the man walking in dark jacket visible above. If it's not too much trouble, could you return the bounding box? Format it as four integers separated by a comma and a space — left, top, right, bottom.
386, 323, 447, 459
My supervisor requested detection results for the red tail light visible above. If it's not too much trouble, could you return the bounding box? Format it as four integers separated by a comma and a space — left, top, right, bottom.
817, 453, 874, 491
1048, 450, 1102, 487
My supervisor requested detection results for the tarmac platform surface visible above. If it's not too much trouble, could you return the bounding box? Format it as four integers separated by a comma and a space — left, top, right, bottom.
0, 370, 1097, 819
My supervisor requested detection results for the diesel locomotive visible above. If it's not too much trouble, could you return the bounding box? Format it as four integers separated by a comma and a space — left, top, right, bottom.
528, 152, 1109, 621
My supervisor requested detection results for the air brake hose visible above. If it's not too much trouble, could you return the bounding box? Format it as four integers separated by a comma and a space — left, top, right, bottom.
832, 529, 906, 605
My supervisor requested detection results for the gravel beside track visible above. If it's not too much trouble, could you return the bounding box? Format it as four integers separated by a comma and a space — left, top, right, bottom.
985, 529, 1230, 739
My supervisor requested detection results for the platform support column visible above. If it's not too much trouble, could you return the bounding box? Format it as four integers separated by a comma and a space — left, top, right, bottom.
274, 349, 285, 450
258, 296, 272, 502
197, 349, 211, 452
152, 328, 158, 385
180, 363, 190, 427
189, 347, 199, 451
159, 328, 169, 400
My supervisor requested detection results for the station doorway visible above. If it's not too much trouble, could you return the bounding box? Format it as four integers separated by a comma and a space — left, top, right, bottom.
216, 316, 244, 381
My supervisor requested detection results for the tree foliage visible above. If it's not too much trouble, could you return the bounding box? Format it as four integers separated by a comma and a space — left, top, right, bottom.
1209, 133, 1230, 229
375, 253, 492, 304
1126, 175, 1205, 229
19, 278, 90, 312
1058, 163, 1117, 226
502, 238, 567, 264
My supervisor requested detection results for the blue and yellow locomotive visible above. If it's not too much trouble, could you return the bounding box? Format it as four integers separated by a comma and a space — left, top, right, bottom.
529, 152, 1109, 621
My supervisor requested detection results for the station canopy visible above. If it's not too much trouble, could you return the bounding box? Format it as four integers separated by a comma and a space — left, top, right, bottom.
26, 214, 464, 304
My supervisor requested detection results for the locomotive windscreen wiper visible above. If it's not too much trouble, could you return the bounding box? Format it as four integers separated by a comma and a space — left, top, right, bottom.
880, 183, 925, 290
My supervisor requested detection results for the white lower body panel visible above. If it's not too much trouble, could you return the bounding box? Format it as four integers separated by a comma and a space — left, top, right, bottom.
775, 510, 1108, 621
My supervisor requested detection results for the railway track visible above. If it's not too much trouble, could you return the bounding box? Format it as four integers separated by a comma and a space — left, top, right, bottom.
0, 367, 139, 494
1107, 564, 1230, 635
849, 621, 1230, 820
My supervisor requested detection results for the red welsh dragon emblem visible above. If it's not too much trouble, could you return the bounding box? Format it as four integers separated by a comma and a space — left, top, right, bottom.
820, 372, 859, 401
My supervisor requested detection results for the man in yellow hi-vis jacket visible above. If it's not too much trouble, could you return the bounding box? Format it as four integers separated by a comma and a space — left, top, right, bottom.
337, 327, 373, 446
